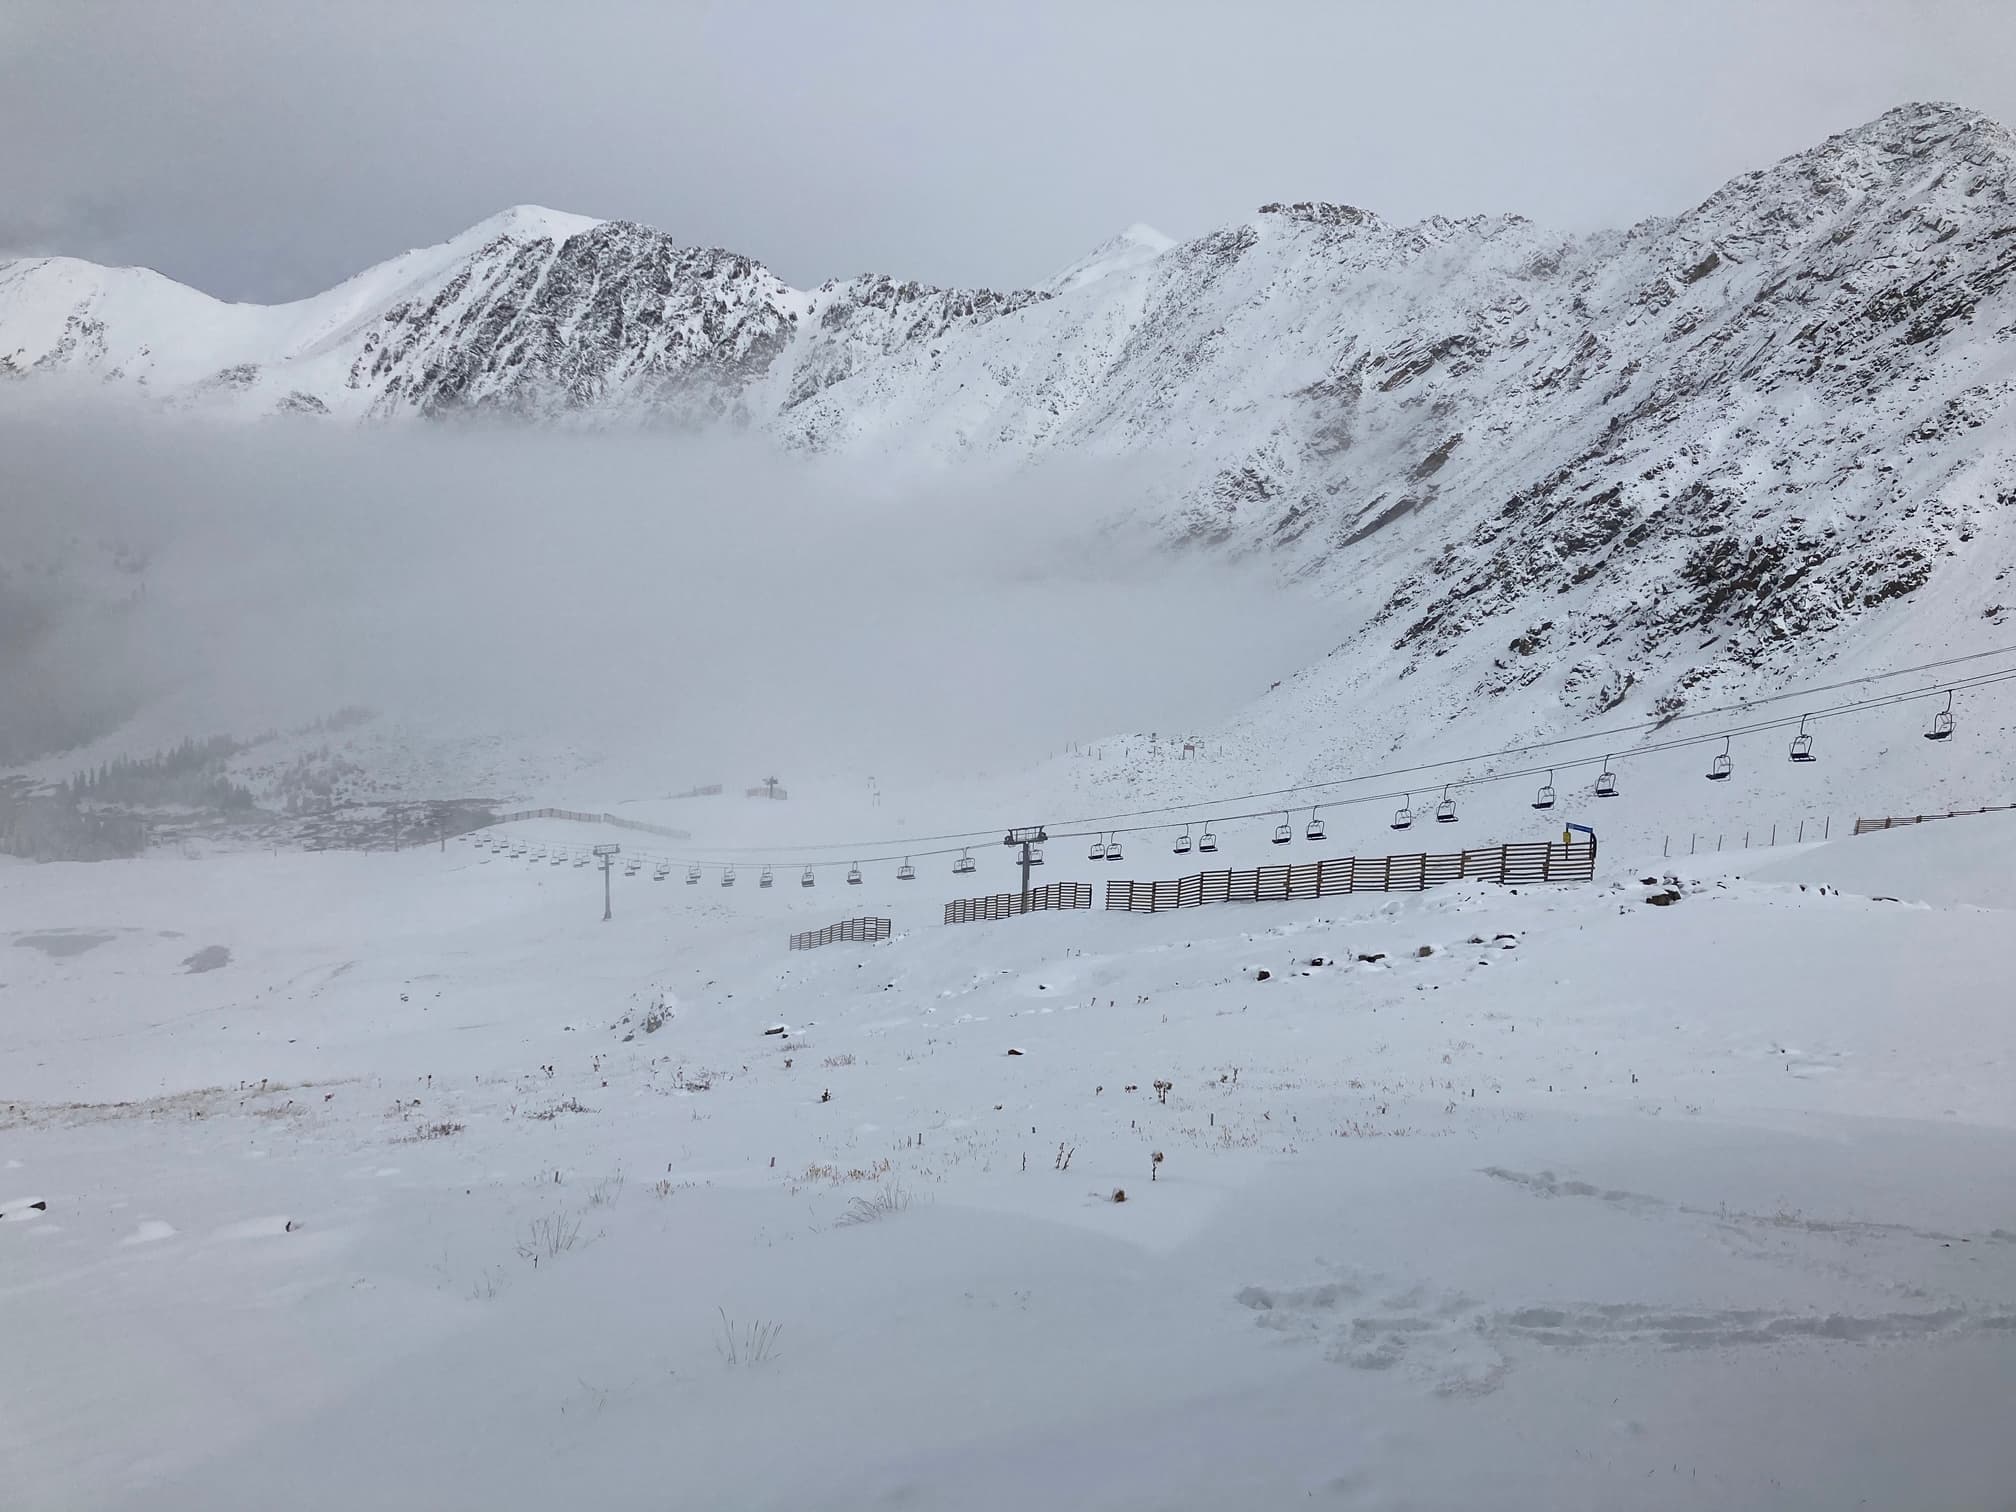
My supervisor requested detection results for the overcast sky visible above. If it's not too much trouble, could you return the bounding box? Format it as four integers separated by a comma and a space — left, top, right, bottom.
3, 0, 2013, 302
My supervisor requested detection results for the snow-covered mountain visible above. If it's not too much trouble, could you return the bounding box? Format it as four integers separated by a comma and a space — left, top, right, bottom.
7, 102, 2015, 735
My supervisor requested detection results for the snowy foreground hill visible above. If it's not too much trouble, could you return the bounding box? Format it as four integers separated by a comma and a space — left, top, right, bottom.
4, 813, 2015, 1509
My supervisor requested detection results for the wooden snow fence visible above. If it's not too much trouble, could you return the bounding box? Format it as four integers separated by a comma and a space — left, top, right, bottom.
1103, 838, 1597, 914
942, 881, 1096, 925
1853, 804, 2016, 835
789, 916, 893, 950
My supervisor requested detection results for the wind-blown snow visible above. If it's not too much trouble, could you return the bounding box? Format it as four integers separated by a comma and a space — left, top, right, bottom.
1044, 221, 1176, 294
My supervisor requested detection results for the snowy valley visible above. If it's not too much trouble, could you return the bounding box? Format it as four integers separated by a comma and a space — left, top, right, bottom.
4, 93, 2016, 1512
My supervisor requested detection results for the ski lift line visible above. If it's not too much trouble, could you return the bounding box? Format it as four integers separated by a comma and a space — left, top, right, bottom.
1029, 665, 2016, 837
1008, 670, 2016, 847
615, 646, 2016, 861
579, 662, 2016, 872
1033, 662, 2016, 834
620, 671, 2014, 872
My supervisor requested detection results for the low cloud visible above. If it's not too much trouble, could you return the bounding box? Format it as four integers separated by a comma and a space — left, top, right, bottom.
0, 411, 1335, 783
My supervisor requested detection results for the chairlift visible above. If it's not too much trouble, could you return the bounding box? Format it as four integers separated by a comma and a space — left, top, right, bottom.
1272, 813, 1293, 845
1197, 824, 1218, 854
1174, 826, 1194, 855
653, 864, 669, 881
1305, 807, 1326, 842
1706, 736, 1733, 782
1435, 785, 1458, 823
897, 858, 916, 881
1925, 691, 1955, 742
847, 862, 863, 886
1594, 759, 1619, 798
1088, 833, 1108, 862
551, 854, 566, 866
721, 866, 736, 887
801, 866, 816, 888
1391, 795, 1414, 831
1106, 834, 1124, 863
1789, 716, 1816, 763
573, 855, 590, 867
954, 849, 977, 875
1532, 770, 1557, 810
759, 866, 774, 888
686, 864, 702, 884
1027, 845, 1045, 866
624, 860, 641, 875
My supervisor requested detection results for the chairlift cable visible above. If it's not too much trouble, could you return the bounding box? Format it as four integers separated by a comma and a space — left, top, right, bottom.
560, 655, 2016, 871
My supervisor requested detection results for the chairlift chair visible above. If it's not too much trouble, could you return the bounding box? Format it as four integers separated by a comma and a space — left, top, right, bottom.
721, 866, 736, 887
1305, 808, 1326, 842
1027, 845, 1045, 866
686, 864, 702, 884
1925, 691, 1955, 742
1706, 736, 1733, 782
1105, 834, 1124, 862
653, 864, 669, 881
759, 867, 774, 888
954, 850, 977, 875
1272, 813, 1293, 845
551, 854, 566, 866
896, 859, 916, 881
1435, 785, 1458, 823
1174, 826, 1194, 855
1789, 717, 1816, 763
1197, 825, 1218, 853
1532, 771, 1556, 810
801, 866, 816, 888
846, 862, 863, 886
1088, 834, 1107, 861
1594, 759, 1619, 798
1391, 796, 1414, 831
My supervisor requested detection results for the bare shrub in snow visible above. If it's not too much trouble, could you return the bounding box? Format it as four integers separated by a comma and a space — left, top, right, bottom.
517, 1210, 584, 1265
586, 1172, 625, 1208
715, 1308, 783, 1367
526, 1097, 591, 1121
822, 1053, 855, 1068
834, 1179, 910, 1227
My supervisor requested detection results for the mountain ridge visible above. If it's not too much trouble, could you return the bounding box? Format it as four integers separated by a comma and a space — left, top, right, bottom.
6, 99, 2015, 731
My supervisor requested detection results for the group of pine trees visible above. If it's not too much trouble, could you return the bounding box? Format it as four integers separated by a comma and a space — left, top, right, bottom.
64, 736, 256, 812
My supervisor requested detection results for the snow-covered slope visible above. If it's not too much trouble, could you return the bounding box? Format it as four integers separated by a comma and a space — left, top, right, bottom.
6, 806, 2016, 1509
1044, 222, 1176, 294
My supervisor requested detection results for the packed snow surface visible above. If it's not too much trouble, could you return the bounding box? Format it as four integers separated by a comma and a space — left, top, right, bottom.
4, 811, 2013, 1509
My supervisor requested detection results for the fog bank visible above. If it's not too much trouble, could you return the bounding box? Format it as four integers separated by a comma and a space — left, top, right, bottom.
1, 415, 1339, 783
